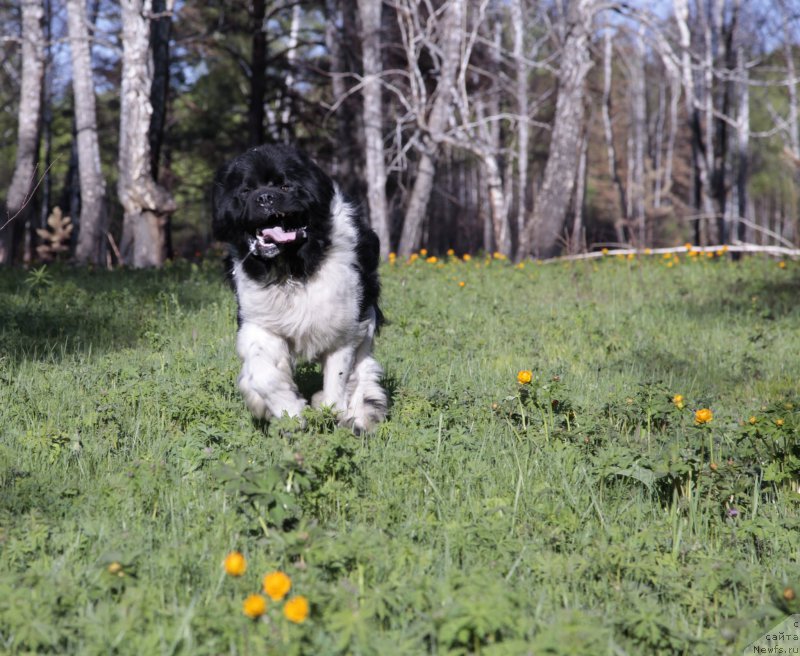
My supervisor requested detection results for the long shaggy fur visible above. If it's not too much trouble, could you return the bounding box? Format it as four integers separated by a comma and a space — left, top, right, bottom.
212, 144, 387, 432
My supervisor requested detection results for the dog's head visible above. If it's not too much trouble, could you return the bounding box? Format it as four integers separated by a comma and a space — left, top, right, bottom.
212, 144, 334, 276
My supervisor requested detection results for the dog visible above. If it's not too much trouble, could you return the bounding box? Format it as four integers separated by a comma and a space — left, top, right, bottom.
211, 144, 388, 432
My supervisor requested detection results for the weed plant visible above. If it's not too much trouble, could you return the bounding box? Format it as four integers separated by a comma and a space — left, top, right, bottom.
0, 253, 798, 654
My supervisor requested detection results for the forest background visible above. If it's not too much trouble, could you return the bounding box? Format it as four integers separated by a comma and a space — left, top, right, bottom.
1, 0, 800, 267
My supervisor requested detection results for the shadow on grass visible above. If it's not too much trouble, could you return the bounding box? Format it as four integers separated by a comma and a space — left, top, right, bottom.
0, 263, 227, 365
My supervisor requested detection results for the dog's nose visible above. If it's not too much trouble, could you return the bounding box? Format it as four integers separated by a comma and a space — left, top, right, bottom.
256, 192, 274, 206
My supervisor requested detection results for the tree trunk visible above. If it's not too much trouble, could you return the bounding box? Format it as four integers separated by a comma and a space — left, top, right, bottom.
357, 0, 390, 258
67, 0, 108, 265
325, 0, 359, 188
511, 0, 529, 253
148, 0, 171, 179
517, 0, 594, 259
675, 0, 714, 245
629, 28, 647, 246
735, 0, 748, 248
485, 17, 511, 256
397, 0, 463, 256
118, 0, 176, 268
571, 131, 588, 253
600, 31, 628, 244
249, 0, 266, 146
1, 0, 45, 265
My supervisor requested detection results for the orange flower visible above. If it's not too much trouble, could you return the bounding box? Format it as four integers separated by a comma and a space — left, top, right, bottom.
420, 248, 428, 256
426, 256, 438, 264
283, 595, 309, 624
446, 248, 455, 256
263, 571, 292, 601
517, 370, 532, 385
243, 594, 267, 619
695, 408, 713, 424
224, 551, 247, 577
672, 394, 684, 409
458, 281, 465, 288
462, 254, 472, 262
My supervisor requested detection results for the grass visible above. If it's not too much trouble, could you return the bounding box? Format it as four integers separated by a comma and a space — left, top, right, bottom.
1, 252, 799, 655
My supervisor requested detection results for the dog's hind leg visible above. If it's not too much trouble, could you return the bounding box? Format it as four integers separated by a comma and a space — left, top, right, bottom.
313, 345, 356, 413
236, 322, 307, 420
341, 311, 388, 433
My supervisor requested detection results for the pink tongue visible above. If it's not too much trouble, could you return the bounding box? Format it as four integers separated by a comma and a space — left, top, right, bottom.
260, 226, 298, 243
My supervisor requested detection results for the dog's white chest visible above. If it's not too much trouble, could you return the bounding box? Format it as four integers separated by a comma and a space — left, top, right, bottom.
235, 250, 360, 360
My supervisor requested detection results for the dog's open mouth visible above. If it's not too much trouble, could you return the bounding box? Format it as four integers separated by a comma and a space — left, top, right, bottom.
252, 225, 308, 258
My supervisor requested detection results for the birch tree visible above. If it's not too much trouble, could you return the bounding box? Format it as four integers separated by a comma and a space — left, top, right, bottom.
397, 0, 464, 256
118, 0, 176, 268
1, 0, 45, 265
67, 0, 108, 265
517, 0, 596, 259
357, 0, 390, 258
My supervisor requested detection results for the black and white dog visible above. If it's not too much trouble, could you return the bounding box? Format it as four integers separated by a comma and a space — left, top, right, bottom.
212, 144, 387, 432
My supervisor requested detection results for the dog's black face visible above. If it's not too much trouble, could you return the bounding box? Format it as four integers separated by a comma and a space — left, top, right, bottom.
212, 144, 335, 280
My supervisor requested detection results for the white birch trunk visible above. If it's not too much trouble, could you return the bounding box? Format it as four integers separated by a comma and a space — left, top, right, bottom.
2, 0, 45, 264
67, 0, 108, 265
398, 0, 464, 256
630, 28, 647, 245
517, 0, 595, 259
357, 0, 390, 258
118, 0, 176, 268
511, 0, 529, 252
675, 0, 714, 243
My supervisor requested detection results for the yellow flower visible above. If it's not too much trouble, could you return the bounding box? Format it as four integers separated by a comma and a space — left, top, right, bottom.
778, 261, 786, 269
672, 394, 684, 409
446, 248, 455, 256
775, 418, 785, 427
684, 242, 692, 250
224, 551, 247, 577
644, 248, 652, 255
263, 571, 292, 601
517, 370, 532, 385
243, 594, 267, 619
601, 248, 609, 255
749, 416, 757, 425
426, 256, 438, 264
695, 408, 713, 424
408, 253, 419, 263
458, 281, 465, 288
283, 596, 309, 624
462, 254, 472, 262
420, 248, 428, 256
108, 562, 123, 575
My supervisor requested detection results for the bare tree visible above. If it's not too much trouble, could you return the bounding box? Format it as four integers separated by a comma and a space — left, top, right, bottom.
511, 0, 530, 249
517, 0, 596, 259
600, 30, 628, 244
118, 0, 176, 268
357, 0, 390, 258
396, 0, 464, 256
67, 0, 108, 265
1, 0, 45, 265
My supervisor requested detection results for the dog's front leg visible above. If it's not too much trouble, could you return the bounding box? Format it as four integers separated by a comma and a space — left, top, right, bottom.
312, 345, 356, 413
236, 323, 307, 420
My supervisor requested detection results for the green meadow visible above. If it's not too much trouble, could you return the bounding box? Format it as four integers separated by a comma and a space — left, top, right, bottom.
1, 253, 798, 655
